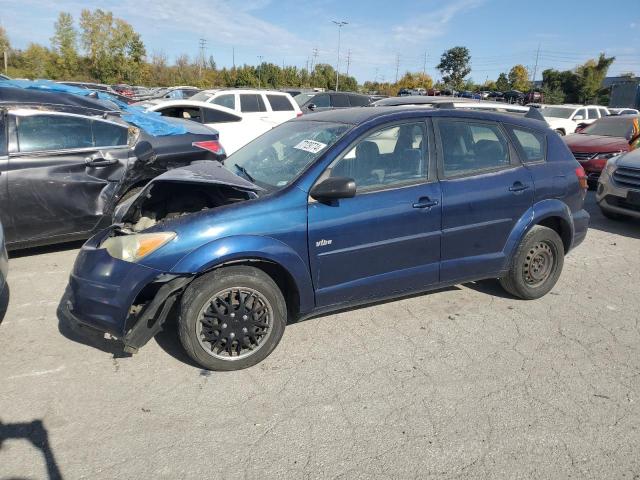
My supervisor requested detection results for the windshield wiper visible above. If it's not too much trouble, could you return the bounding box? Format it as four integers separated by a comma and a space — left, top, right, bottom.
234, 163, 255, 183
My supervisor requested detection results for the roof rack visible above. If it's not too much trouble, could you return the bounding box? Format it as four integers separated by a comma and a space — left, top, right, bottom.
431, 101, 547, 122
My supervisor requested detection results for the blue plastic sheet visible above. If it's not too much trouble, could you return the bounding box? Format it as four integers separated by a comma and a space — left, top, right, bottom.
0, 79, 187, 136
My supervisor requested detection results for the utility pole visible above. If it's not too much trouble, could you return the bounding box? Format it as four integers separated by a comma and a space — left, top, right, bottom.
257, 55, 263, 88
232, 46, 235, 69
395, 54, 400, 84
311, 47, 319, 72
531, 44, 540, 90
198, 38, 207, 78
332, 20, 348, 91
422, 52, 428, 88
345, 49, 352, 78
374, 67, 379, 83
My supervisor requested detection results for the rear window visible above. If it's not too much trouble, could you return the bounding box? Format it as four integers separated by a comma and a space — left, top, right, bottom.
509, 127, 546, 163
266, 94, 294, 111
240, 94, 267, 113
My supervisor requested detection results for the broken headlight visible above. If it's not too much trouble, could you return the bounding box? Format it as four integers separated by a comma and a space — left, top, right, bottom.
102, 232, 176, 262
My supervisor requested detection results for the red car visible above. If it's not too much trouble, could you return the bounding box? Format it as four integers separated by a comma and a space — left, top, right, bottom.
564, 115, 637, 186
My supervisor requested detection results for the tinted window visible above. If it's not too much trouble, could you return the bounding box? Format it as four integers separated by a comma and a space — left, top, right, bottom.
331, 122, 427, 191
582, 118, 634, 137
587, 108, 599, 120
510, 127, 545, 163
17, 114, 93, 152
348, 95, 370, 107
202, 108, 242, 123
575, 109, 586, 119
93, 120, 128, 147
310, 94, 330, 108
267, 94, 294, 111
599, 108, 609, 118
330, 94, 350, 108
439, 120, 510, 177
212, 94, 235, 110
157, 106, 203, 123
240, 94, 266, 113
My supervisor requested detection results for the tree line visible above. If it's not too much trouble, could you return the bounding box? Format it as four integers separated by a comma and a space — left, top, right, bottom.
0, 11, 623, 104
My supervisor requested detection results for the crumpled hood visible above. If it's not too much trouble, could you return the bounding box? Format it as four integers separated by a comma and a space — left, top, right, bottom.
149, 161, 262, 191
616, 149, 640, 169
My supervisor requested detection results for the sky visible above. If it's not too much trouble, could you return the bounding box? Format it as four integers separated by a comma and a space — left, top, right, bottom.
1, 0, 639, 83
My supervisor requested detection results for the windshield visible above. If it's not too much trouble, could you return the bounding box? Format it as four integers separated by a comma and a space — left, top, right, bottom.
581, 117, 635, 137
190, 91, 215, 102
294, 93, 315, 106
224, 120, 351, 191
541, 107, 574, 119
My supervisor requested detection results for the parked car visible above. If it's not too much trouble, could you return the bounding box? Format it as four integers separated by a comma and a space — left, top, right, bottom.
541, 104, 610, 135
0, 86, 224, 250
62, 106, 589, 371
147, 100, 280, 154
524, 91, 544, 104
136, 86, 201, 104
112, 84, 135, 97
294, 91, 372, 113
563, 115, 638, 186
503, 90, 525, 104
170, 89, 302, 123
370, 95, 464, 107
608, 108, 640, 116
596, 148, 640, 220
58, 81, 136, 104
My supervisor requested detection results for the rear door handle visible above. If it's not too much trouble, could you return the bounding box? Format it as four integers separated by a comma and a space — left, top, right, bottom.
509, 182, 530, 192
413, 197, 439, 209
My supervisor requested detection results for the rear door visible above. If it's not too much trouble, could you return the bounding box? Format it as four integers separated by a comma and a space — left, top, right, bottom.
434, 117, 534, 282
6, 110, 130, 244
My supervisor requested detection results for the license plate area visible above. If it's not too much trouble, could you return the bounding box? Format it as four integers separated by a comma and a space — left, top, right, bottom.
627, 190, 640, 206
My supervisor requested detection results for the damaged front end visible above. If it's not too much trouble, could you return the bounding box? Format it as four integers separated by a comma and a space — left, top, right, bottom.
66, 161, 262, 352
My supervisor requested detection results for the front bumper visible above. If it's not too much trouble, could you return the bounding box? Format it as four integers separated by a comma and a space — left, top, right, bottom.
64, 228, 193, 350
578, 158, 607, 183
596, 171, 640, 219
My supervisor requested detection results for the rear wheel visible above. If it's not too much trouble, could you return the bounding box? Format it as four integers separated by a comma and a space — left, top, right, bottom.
178, 266, 287, 371
554, 129, 565, 136
499, 226, 564, 300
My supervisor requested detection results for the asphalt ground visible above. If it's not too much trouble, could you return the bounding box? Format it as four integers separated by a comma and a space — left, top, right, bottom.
1, 192, 639, 479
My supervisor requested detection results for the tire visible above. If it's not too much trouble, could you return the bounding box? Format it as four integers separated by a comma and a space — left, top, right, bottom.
554, 129, 565, 136
601, 208, 629, 221
178, 266, 287, 371
499, 226, 565, 300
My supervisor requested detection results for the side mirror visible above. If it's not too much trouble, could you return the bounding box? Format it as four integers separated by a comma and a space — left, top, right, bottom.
307, 103, 317, 111
133, 140, 155, 163
573, 114, 584, 121
310, 177, 356, 201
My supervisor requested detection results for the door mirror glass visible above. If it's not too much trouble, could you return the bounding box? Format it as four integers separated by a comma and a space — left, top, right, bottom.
307, 103, 316, 111
573, 114, 584, 121
310, 176, 356, 201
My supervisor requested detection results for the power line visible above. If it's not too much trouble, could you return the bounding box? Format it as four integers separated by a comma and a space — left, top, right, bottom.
395, 54, 400, 83
311, 47, 319, 71
198, 38, 207, 77
346, 49, 352, 77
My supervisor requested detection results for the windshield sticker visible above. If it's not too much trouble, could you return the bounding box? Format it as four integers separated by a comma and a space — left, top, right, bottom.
294, 139, 327, 154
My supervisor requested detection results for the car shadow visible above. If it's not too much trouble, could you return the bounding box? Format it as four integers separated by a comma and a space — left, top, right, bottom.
584, 191, 640, 240
0, 284, 10, 325
462, 279, 516, 299
9, 240, 85, 259
56, 288, 132, 359
154, 305, 202, 369
0, 418, 63, 479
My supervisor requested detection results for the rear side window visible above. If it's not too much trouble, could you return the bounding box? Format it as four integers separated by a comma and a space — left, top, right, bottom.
16, 114, 93, 152
202, 108, 242, 123
212, 94, 235, 110
509, 127, 546, 163
598, 108, 609, 118
157, 106, 203, 123
331, 94, 350, 108
438, 120, 510, 177
93, 120, 128, 147
587, 108, 599, 120
266, 94, 294, 111
240, 94, 267, 113
349, 95, 370, 107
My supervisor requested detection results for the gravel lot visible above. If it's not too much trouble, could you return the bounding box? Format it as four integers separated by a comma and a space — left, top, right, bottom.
1, 192, 639, 480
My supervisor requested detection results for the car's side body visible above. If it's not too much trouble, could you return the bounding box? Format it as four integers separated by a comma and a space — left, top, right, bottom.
63, 107, 589, 355
542, 104, 610, 135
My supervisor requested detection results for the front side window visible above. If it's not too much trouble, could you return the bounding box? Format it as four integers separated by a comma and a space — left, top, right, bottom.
438, 120, 510, 177
92, 120, 128, 147
16, 114, 93, 152
574, 109, 586, 120
267, 94, 294, 111
239, 94, 266, 113
329, 122, 427, 191
212, 94, 235, 110
509, 127, 546, 163
225, 120, 350, 191
310, 94, 330, 108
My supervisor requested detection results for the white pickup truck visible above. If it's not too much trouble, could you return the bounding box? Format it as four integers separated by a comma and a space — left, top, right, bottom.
540, 104, 610, 135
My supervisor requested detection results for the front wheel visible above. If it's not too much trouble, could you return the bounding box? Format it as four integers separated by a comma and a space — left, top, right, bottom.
554, 129, 565, 136
499, 226, 564, 300
178, 266, 287, 371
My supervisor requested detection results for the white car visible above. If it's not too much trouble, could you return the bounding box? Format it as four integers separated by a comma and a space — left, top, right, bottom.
540, 104, 610, 135
608, 107, 640, 116
148, 100, 279, 155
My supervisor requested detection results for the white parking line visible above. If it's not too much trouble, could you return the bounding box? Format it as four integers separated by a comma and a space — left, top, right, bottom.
7, 366, 65, 380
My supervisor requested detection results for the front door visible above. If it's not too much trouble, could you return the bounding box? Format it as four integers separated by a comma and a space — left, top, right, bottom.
6, 111, 130, 244
308, 120, 442, 307
434, 117, 534, 282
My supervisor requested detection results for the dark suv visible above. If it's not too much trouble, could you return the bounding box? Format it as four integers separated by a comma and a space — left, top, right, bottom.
295, 91, 372, 113
63, 107, 590, 371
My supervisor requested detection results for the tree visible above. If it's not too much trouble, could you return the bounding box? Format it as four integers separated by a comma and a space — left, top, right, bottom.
495, 73, 509, 91
396, 71, 433, 91
51, 12, 78, 78
0, 26, 10, 56
23, 43, 53, 79
508, 64, 529, 91
437, 47, 471, 90
576, 53, 615, 103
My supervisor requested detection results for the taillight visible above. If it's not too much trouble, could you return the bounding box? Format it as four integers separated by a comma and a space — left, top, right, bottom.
296, 112, 303, 117
575, 166, 588, 190
193, 140, 225, 155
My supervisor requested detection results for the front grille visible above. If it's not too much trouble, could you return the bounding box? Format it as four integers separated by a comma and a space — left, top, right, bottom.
573, 151, 595, 161
605, 195, 640, 213
613, 166, 640, 189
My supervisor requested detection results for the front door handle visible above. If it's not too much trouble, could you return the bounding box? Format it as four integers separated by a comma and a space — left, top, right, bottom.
85, 154, 118, 167
413, 197, 439, 209
509, 182, 530, 193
